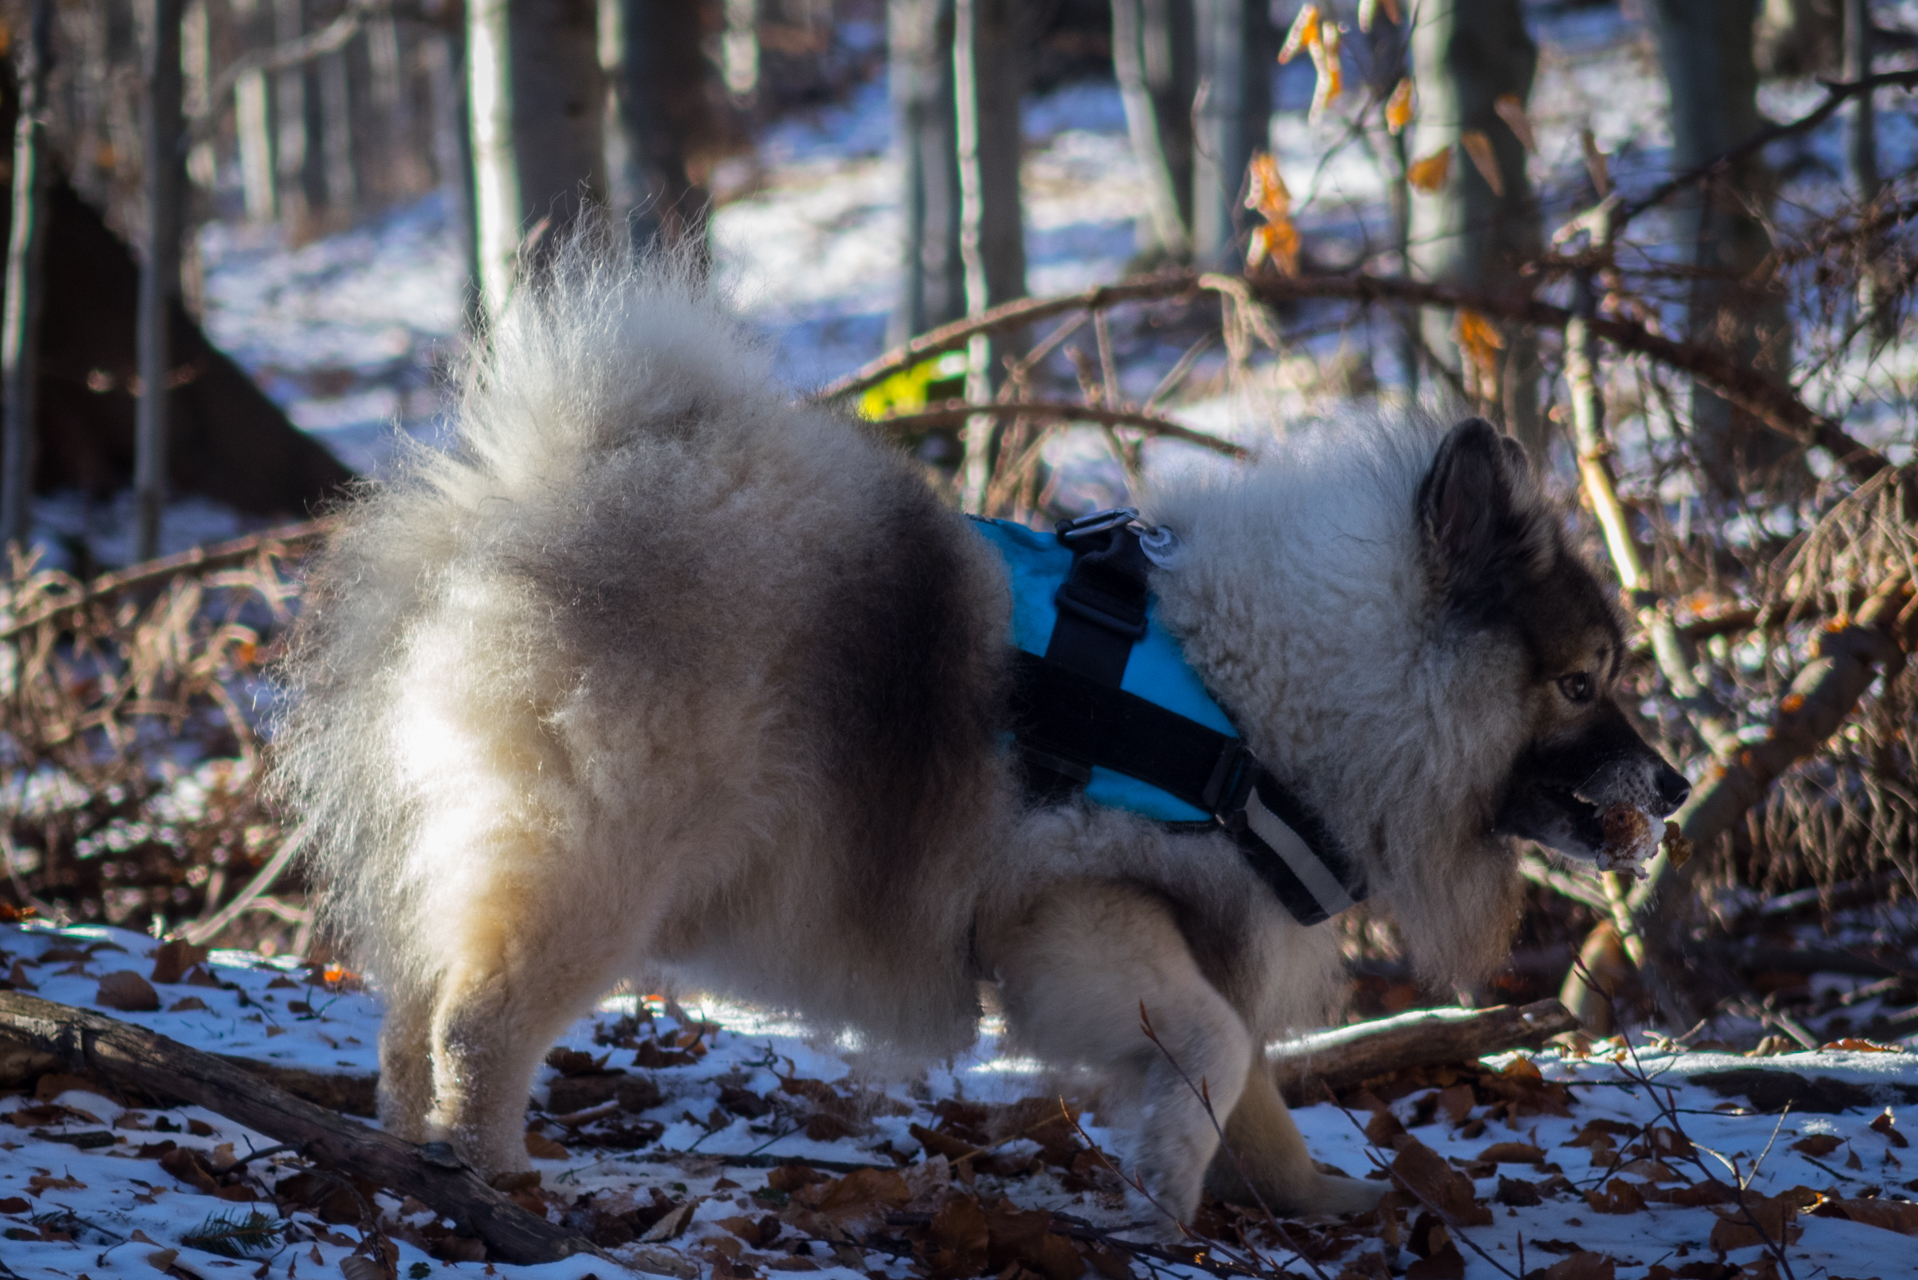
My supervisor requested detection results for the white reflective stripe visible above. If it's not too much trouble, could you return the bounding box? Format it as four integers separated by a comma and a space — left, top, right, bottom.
1242, 787, 1357, 917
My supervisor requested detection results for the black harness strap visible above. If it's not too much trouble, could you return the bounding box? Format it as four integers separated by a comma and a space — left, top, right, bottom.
1008, 514, 1369, 926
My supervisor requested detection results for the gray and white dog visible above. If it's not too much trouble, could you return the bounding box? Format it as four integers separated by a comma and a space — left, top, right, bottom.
272, 252, 1687, 1223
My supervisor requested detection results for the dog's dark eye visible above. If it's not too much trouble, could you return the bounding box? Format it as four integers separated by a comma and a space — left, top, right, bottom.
1557, 672, 1595, 703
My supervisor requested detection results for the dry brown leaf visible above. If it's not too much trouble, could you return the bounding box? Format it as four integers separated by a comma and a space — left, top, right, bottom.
1542, 1255, 1614, 1280
1825, 1037, 1902, 1052
1580, 129, 1611, 197
1279, 4, 1322, 64
1582, 1178, 1646, 1215
1244, 152, 1300, 275
1438, 1083, 1474, 1125
1407, 147, 1451, 194
1244, 151, 1289, 221
1310, 21, 1344, 121
1385, 78, 1415, 135
149, 939, 209, 985
1873, 1109, 1909, 1147
1791, 1134, 1843, 1156
1456, 309, 1505, 385
523, 1130, 568, 1160
1814, 1196, 1918, 1234
1459, 129, 1503, 196
1390, 1138, 1492, 1227
1493, 94, 1536, 152
95, 970, 161, 1013
924, 1195, 990, 1280
1404, 1242, 1464, 1280
1476, 1142, 1545, 1164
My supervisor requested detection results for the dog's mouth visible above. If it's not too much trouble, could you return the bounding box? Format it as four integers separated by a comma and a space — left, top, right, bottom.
1493, 780, 1608, 862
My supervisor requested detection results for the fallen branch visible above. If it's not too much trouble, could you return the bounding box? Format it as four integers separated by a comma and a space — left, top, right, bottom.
872, 398, 1249, 459
1268, 999, 1577, 1101
1, 517, 329, 643
0, 991, 602, 1265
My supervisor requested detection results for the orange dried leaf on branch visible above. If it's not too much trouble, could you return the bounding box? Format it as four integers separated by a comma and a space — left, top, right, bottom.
1407, 146, 1451, 193
1493, 94, 1536, 152
1278, 4, 1321, 64
1385, 77, 1415, 134
1456, 309, 1505, 384
1244, 152, 1300, 275
1459, 129, 1504, 196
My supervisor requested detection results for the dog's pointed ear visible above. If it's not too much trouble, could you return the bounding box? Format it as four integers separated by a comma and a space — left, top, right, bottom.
1418, 418, 1538, 606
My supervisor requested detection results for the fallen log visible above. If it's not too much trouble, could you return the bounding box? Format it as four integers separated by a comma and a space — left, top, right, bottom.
1269, 998, 1578, 1100
0, 990, 602, 1266
0, 1037, 379, 1116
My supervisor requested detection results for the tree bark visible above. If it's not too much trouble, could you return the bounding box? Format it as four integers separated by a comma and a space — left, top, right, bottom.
319, 42, 354, 215
1407, 0, 1544, 457
136, 0, 185, 563
604, 0, 711, 260
890, 0, 965, 344
0, 990, 603, 1266
466, 0, 605, 321
232, 0, 276, 223
1, 0, 53, 550
1646, 0, 1806, 501
1190, 0, 1271, 267
1111, 0, 1194, 261
271, 0, 317, 227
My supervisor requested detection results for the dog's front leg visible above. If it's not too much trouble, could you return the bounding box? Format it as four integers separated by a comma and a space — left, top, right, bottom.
984, 881, 1252, 1227
1206, 1048, 1383, 1216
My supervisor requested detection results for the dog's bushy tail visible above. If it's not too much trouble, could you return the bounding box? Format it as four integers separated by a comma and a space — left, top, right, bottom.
268, 237, 775, 985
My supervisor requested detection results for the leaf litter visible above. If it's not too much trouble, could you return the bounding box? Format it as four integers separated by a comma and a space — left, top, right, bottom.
2, 923, 1918, 1278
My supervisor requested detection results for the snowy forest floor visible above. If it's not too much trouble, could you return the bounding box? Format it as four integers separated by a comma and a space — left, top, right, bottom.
2, 920, 1918, 1280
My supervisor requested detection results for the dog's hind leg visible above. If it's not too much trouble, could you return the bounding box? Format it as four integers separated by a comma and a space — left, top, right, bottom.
422, 843, 635, 1179
986, 882, 1252, 1227
1205, 1048, 1383, 1216
376, 979, 437, 1144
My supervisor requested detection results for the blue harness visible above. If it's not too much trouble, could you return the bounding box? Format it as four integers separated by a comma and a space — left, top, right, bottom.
970, 511, 1369, 926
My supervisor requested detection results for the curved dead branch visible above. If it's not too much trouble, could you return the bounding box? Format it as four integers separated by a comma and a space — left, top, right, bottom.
871, 399, 1249, 460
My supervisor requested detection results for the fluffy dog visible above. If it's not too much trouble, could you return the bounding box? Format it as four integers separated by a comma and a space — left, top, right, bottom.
272, 250, 1687, 1224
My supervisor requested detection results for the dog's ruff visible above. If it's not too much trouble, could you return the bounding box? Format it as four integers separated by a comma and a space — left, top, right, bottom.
271, 246, 1682, 1225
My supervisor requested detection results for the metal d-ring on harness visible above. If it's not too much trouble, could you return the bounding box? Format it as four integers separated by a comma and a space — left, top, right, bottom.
998, 508, 1369, 927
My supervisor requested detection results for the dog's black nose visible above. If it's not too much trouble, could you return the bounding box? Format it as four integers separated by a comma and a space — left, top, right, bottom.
1654, 765, 1690, 816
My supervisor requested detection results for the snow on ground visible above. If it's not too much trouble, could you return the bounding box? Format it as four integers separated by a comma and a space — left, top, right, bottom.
3, 920, 1918, 1280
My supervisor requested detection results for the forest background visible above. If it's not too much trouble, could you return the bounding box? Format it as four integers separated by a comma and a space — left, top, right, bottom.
0, 0, 1916, 1054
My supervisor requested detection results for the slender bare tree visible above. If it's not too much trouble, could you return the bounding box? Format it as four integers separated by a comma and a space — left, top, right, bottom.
1111, 0, 1194, 262
1191, 0, 1271, 266
136, 0, 187, 561
1, 0, 55, 550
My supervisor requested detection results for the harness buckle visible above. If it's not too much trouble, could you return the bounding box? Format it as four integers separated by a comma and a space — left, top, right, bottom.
1057, 507, 1139, 541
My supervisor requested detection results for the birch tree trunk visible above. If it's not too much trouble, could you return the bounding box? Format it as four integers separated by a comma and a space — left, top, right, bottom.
0, 0, 53, 550
1646, 0, 1805, 500
1406, 0, 1544, 456
1190, 0, 1271, 267
602, 0, 710, 260
1111, 0, 1194, 262
136, 0, 186, 562
467, 0, 606, 322
889, 0, 964, 345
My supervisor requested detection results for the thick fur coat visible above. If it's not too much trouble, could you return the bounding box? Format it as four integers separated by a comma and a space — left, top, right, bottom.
272, 249, 1684, 1222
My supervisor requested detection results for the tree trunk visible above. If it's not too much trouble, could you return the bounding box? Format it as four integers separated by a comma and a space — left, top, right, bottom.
1646, 0, 1805, 501
319, 44, 354, 215
1190, 0, 1271, 267
604, 0, 712, 260
271, 0, 319, 228
136, 0, 184, 562
890, 0, 964, 344
1111, 0, 1194, 262
0, 0, 52, 550
466, 0, 605, 321
233, 0, 275, 222
423, 21, 479, 326
953, 0, 1028, 512
1406, 0, 1544, 457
